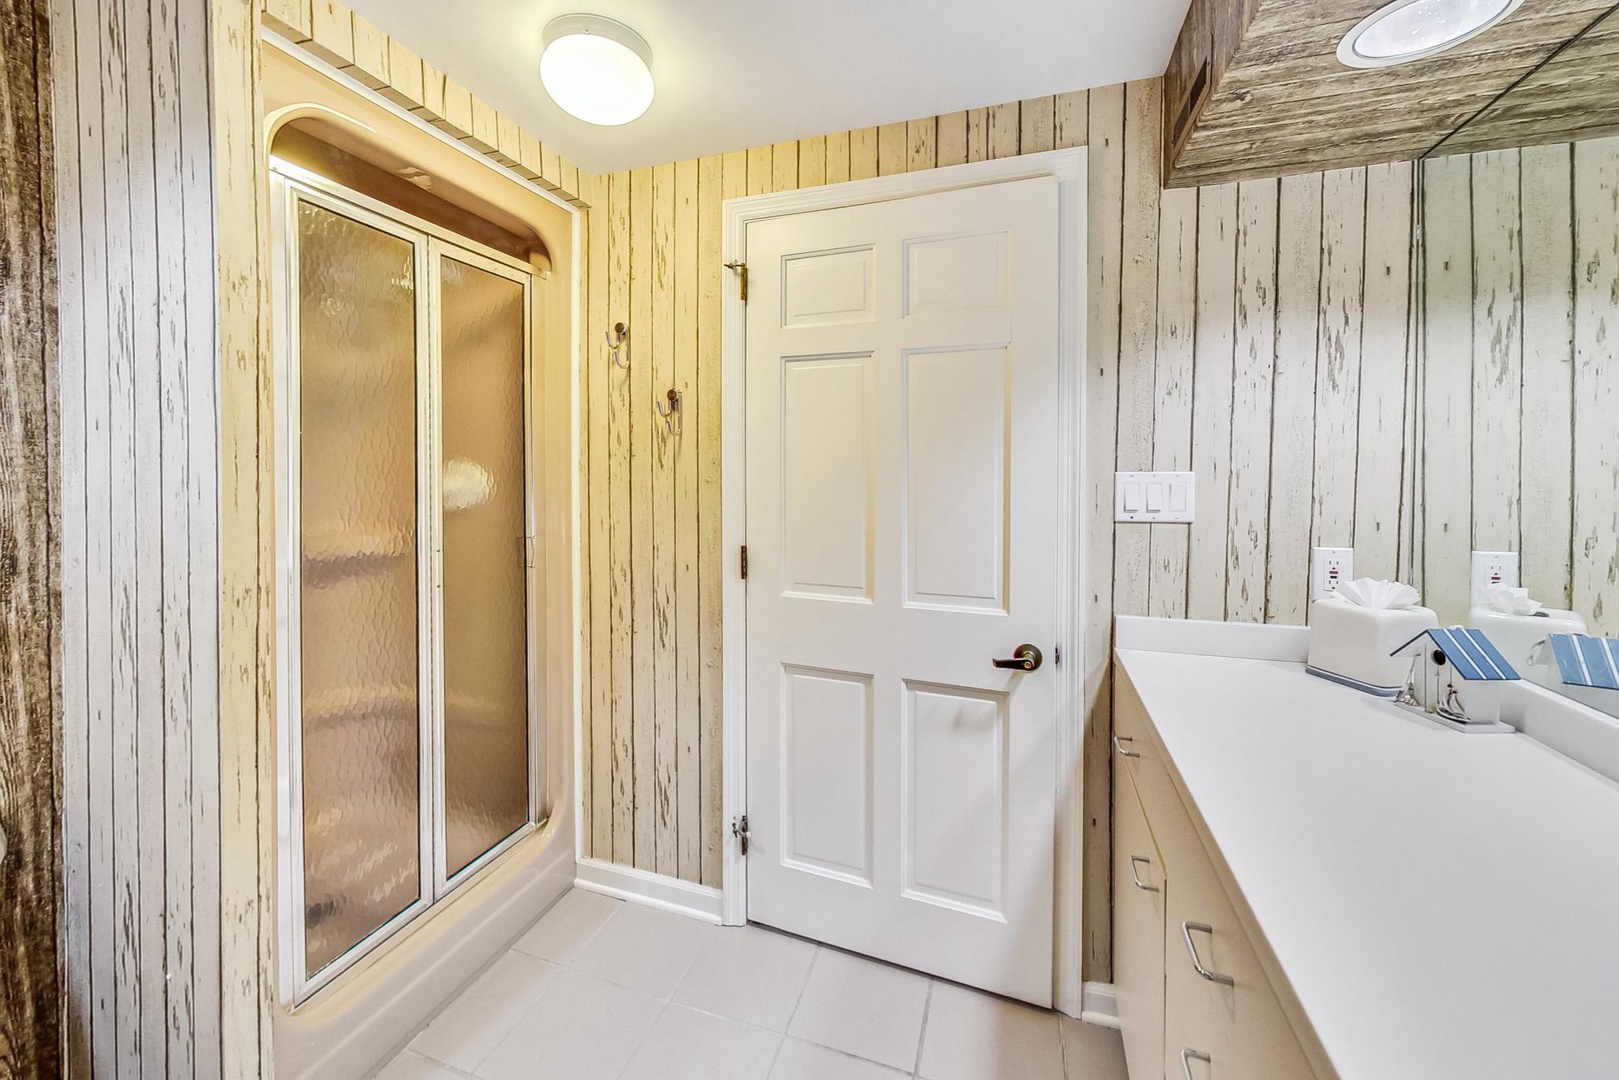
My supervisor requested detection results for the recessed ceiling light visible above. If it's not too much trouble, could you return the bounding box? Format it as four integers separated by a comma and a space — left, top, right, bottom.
540, 14, 655, 126
1337, 0, 1523, 68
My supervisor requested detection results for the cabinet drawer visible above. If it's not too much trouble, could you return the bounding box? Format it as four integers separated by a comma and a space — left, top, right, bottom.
1152, 772, 1315, 1080
1114, 766, 1166, 1080
1113, 677, 1181, 868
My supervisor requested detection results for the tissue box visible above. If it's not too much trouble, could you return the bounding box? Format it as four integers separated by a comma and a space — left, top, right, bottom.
1469, 606, 1587, 675
1308, 600, 1438, 695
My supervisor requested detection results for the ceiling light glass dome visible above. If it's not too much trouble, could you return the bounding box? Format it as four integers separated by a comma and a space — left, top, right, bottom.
540, 14, 655, 126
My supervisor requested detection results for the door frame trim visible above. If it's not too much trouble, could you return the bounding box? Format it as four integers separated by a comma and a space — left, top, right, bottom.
720, 147, 1089, 1015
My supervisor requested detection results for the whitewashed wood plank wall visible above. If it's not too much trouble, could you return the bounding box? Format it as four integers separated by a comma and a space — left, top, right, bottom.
1419, 136, 1619, 630
576, 79, 1424, 979
48, 0, 1618, 1046
51, 0, 227, 1074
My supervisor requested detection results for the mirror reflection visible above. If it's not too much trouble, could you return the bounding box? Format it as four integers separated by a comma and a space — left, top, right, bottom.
1419, 6, 1619, 717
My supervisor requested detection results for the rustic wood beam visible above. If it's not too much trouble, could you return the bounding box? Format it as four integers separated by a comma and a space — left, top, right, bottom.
0, 0, 62, 1073
1163, 0, 1617, 186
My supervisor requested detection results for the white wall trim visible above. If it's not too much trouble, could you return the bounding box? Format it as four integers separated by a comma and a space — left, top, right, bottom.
575, 858, 725, 924
1080, 981, 1121, 1029
720, 147, 1089, 1014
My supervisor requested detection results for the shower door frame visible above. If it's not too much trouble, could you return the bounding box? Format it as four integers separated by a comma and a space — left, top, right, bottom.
270, 163, 544, 1005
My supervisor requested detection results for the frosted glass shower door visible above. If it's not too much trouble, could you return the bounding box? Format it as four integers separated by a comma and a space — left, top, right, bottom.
275, 166, 541, 1002
292, 197, 429, 979
435, 249, 533, 883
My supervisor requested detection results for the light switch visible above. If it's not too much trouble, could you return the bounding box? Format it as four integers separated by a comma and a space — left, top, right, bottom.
1115, 471, 1196, 523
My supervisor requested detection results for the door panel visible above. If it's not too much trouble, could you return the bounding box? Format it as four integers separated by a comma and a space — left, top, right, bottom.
295, 199, 424, 975
780, 355, 873, 600
902, 682, 1008, 914
904, 231, 1009, 314
903, 348, 1008, 611
784, 245, 877, 326
745, 177, 1061, 1004
781, 665, 874, 883
438, 253, 531, 881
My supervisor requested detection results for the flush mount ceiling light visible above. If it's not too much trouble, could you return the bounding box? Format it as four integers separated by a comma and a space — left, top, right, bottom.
1337, 0, 1523, 68
540, 14, 655, 126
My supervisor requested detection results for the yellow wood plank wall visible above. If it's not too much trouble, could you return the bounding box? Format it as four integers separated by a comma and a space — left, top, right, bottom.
577, 79, 1423, 980
1419, 136, 1619, 630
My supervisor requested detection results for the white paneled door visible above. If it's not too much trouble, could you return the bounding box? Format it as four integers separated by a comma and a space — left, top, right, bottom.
744, 177, 1062, 1005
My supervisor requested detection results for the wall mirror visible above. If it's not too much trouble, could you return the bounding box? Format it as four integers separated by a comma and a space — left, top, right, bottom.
1418, 5, 1619, 716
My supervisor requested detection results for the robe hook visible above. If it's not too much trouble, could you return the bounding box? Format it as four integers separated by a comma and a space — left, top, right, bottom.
606, 322, 630, 368
656, 387, 683, 437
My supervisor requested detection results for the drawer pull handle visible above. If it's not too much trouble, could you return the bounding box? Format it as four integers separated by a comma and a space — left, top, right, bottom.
1181, 1048, 1212, 1079
1181, 921, 1235, 985
1112, 734, 1140, 759
1128, 855, 1159, 892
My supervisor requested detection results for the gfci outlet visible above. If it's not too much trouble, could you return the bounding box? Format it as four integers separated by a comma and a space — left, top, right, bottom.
1472, 550, 1520, 601
1312, 547, 1354, 601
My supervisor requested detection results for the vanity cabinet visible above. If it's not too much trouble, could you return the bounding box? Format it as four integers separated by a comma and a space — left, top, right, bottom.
1113, 669, 1326, 1080
1113, 766, 1166, 1078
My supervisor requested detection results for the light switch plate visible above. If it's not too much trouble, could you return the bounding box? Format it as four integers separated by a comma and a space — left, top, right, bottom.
1115, 471, 1195, 523
1312, 547, 1354, 600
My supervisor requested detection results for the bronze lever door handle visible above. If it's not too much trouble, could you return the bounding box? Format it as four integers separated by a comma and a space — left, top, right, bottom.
992, 644, 1043, 671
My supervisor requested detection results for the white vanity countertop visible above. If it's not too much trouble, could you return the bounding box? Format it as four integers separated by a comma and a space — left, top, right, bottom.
1116, 639, 1619, 1080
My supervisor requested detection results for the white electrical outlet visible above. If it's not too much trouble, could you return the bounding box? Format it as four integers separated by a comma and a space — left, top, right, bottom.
1471, 550, 1520, 601
1312, 547, 1354, 600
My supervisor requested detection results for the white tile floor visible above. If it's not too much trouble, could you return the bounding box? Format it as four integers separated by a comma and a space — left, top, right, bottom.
376, 889, 1128, 1080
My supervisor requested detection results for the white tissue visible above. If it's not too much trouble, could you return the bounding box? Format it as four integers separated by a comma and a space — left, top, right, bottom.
1325, 578, 1422, 611
1478, 584, 1543, 617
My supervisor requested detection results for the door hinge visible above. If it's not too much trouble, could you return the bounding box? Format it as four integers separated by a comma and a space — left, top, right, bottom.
732, 814, 750, 855
740, 544, 748, 580
724, 261, 748, 302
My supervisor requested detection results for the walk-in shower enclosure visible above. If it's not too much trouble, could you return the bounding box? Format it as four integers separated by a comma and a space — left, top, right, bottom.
272, 161, 542, 1001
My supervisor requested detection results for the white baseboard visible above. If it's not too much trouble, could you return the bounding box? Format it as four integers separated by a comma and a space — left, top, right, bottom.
575, 857, 725, 924
1080, 981, 1121, 1029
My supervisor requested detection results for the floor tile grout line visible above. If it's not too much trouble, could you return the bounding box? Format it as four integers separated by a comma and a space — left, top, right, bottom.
610, 996, 672, 1080
762, 1027, 789, 1079
510, 893, 625, 967
445, 894, 628, 1079
659, 917, 722, 1003
451, 957, 567, 1077
781, 942, 822, 1036
911, 979, 936, 1078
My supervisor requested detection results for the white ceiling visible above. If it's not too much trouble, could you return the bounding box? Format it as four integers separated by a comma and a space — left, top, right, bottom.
342, 0, 1193, 175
